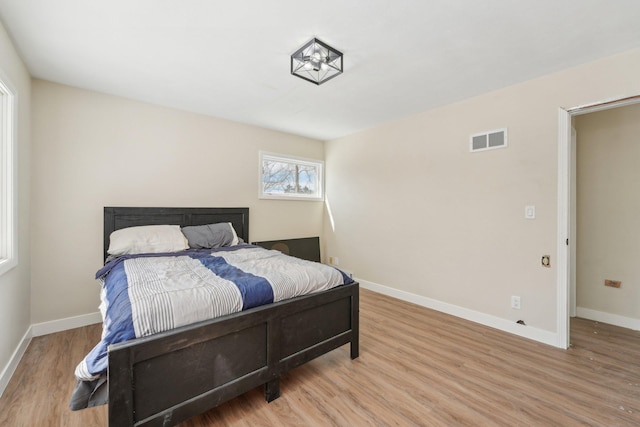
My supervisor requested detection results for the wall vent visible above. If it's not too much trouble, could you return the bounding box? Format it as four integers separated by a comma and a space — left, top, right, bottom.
470, 128, 508, 152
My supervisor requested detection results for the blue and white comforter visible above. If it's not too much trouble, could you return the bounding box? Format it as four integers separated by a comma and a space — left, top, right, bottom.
75, 245, 352, 381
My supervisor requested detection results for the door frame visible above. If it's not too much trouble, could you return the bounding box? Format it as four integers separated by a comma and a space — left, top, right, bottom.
557, 95, 640, 348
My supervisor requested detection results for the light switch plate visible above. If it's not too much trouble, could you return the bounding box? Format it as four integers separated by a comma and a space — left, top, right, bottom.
525, 205, 536, 219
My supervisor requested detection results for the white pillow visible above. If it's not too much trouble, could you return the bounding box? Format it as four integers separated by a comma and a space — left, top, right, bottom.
107, 225, 189, 256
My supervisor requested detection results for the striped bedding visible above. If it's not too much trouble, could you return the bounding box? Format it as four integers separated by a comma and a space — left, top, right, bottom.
74, 245, 352, 381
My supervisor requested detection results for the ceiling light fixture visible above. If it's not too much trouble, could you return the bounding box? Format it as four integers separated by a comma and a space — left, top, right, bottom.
291, 38, 343, 85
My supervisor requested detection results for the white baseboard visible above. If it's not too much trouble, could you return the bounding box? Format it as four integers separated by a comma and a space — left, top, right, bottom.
31, 311, 102, 337
1, 311, 102, 398
0, 326, 32, 399
576, 307, 640, 331
3, 282, 568, 398
357, 278, 560, 348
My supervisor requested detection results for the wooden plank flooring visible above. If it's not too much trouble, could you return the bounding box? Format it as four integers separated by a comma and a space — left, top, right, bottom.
1, 289, 640, 426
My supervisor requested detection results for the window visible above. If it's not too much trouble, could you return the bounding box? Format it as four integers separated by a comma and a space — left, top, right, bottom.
0, 72, 16, 276
259, 152, 324, 201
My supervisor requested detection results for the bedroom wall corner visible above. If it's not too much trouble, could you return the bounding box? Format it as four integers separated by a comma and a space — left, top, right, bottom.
323, 46, 640, 345
30, 80, 325, 324
357, 278, 558, 346
0, 18, 32, 397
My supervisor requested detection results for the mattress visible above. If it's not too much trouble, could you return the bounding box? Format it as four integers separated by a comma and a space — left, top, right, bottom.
74, 245, 352, 381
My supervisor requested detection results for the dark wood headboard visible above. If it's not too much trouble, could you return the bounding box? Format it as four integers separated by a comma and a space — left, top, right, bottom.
252, 237, 321, 263
103, 207, 249, 261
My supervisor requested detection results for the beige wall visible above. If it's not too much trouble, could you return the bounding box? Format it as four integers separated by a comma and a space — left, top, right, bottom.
575, 103, 640, 320
0, 20, 31, 382
13, 32, 640, 362
324, 48, 640, 334
31, 80, 324, 323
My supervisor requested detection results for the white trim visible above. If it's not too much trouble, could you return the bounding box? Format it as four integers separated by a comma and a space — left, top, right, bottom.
258, 151, 324, 201
0, 312, 102, 397
576, 307, 640, 331
0, 326, 31, 399
568, 95, 640, 115
0, 69, 17, 276
31, 311, 102, 337
569, 126, 577, 318
557, 95, 640, 350
358, 278, 559, 348
556, 108, 571, 349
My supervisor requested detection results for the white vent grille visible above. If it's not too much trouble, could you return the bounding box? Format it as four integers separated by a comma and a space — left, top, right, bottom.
470, 128, 507, 152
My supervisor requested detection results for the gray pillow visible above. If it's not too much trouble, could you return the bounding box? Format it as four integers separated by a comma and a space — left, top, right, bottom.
181, 223, 238, 249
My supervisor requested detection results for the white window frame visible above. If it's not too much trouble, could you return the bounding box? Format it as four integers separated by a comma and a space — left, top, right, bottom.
259, 151, 324, 201
0, 71, 17, 276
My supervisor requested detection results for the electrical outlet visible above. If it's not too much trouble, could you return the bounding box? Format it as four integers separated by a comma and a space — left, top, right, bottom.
511, 296, 521, 310
333, 257, 339, 266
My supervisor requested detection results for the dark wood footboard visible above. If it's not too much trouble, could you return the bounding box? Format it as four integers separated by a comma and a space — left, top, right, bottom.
108, 282, 359, 427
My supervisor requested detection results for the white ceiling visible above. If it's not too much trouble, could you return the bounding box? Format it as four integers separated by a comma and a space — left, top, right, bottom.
1, 0, 640, 141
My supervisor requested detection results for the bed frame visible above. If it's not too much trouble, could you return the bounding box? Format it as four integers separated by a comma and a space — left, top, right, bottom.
103, 207, 359, 427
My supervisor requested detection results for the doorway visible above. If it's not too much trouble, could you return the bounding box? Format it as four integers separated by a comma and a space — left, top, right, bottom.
557, 95, 640, 348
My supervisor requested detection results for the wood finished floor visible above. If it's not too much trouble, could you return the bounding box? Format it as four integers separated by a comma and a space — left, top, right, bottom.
1, 289, 640, 426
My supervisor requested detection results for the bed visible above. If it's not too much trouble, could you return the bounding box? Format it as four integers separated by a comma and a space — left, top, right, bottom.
72, 207, 359, 426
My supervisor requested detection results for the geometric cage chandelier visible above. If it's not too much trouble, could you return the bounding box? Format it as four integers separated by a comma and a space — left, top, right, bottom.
291, 38, 343, 85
